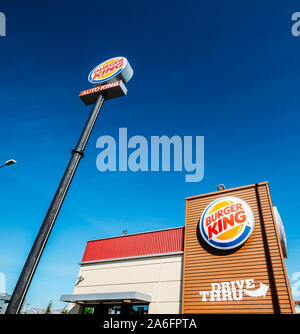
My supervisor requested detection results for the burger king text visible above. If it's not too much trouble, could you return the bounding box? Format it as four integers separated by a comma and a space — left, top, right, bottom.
205, 202, 246, 239
199, 197, 255, 250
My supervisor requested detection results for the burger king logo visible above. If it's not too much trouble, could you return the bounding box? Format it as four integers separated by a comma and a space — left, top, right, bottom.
88, 57, 128, 85
199, 196, 254, 250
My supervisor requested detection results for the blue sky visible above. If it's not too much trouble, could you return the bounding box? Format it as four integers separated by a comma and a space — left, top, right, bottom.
0, 0, 300, 310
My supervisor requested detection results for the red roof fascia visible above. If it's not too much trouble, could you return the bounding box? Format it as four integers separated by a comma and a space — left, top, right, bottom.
82, 227, 184, 263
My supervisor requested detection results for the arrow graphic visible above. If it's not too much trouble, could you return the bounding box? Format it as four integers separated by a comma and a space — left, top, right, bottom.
244, 283, 269, 297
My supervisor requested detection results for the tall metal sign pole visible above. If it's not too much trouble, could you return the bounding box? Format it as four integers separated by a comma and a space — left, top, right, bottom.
6, 57, 133, 314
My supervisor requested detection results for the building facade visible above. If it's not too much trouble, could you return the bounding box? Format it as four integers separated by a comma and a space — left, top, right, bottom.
61, 182, 295, 314
62, 227, 184, 314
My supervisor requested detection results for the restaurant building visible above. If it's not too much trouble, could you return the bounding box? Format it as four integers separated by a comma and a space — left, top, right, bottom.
61, 182, 295, 314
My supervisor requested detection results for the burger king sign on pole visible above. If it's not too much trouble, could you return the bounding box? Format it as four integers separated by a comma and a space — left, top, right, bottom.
6, 57, 133, 314
199, 196, 255, 250
79, 57, 133, 105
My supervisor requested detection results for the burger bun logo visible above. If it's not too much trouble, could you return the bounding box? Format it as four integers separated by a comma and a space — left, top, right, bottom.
199, 196, 255, 250
88, 57, 133, 87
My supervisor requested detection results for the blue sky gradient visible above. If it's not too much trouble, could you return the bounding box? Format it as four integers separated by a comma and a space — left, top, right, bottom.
0, 0, 300, 309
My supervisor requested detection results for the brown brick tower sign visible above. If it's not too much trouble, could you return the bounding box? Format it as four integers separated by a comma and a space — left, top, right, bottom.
182, 182, 295, 314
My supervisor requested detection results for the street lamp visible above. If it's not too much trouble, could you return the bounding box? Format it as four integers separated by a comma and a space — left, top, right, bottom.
0, 159, 17, 168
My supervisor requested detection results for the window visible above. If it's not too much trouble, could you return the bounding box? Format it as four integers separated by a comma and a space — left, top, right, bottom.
130, 304, 149, 314
108, 305, 122, 314
82, 303, 149, 314
83, 306, 94, 314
